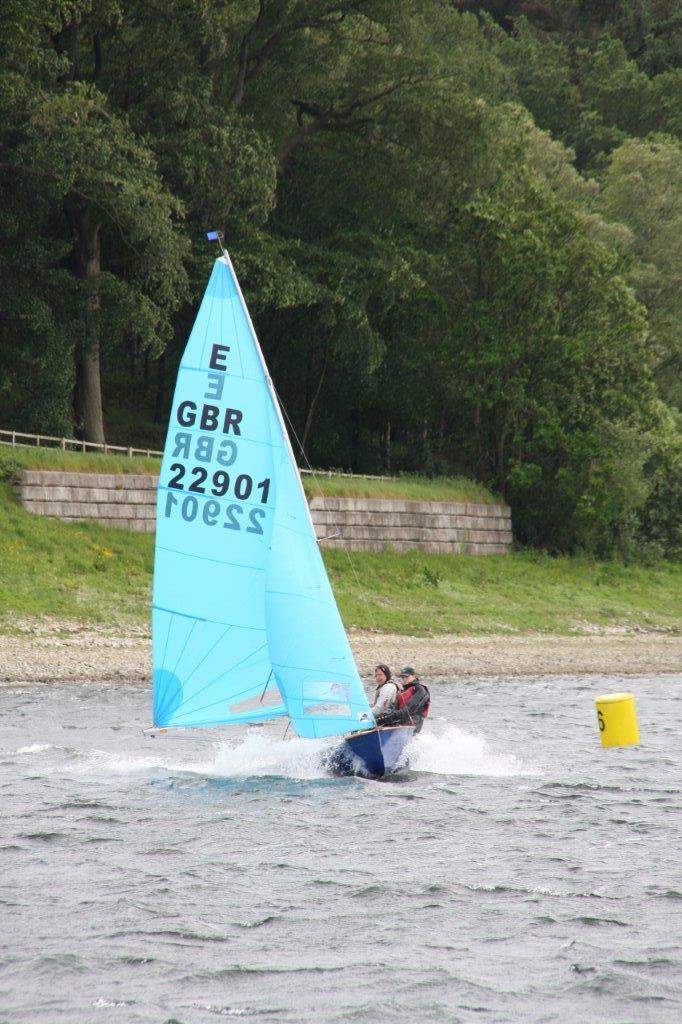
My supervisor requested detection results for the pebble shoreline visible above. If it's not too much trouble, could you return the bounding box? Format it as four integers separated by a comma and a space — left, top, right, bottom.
1, 620, 680, 683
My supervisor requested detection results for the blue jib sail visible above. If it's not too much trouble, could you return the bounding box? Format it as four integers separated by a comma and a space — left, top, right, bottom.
152, 256, 374, 739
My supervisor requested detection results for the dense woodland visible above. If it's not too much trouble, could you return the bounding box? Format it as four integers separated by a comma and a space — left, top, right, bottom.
1, 1, 681, 557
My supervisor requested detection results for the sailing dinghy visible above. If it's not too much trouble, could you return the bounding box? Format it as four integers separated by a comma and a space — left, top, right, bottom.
150, 249, 413, 778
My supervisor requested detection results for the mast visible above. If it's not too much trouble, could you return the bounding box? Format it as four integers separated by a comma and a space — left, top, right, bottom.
220, 252, 319, 539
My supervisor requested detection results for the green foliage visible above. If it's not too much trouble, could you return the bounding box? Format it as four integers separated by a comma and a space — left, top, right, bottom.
0, 449, 21, 482
0, 2, 189, 441
1, 0, 681, 560
638, 406, 682, 560
599, 135, 682, 407
496, 16, 682, 171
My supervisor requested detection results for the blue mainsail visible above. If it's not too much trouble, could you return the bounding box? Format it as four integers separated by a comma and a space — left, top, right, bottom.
152, 256, 374, 739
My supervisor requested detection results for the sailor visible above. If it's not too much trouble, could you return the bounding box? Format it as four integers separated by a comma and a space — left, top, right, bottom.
375, 666, 431, 734
370, 664, 398, 712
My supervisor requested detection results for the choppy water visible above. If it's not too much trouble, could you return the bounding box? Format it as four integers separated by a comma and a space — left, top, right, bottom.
1, 675, 681, 1023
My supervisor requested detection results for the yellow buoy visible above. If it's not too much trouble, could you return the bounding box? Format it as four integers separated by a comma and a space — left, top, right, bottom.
595, 692, 640, 747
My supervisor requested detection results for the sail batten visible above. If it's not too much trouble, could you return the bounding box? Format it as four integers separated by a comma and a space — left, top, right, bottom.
152, 256, 373, 737
168, 707, 288, 728
178, 647, 270, 708
155, 547, 268, 572
153, 604, 206, 622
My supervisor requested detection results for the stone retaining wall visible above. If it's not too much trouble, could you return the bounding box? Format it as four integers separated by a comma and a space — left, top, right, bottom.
16, 471, 157, 532
16, 471, 512, 553
309, 497, 512, 554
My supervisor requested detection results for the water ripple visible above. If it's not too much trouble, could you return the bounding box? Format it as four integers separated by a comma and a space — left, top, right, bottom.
2, 676, 681, 1024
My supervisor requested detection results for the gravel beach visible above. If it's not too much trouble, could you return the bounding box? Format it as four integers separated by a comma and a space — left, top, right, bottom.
1, 619, 679, 683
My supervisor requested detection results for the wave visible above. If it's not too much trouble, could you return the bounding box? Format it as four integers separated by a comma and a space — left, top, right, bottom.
14, 743, 57, 754
9, 721, 534, 782
186, 724, 533, 781
406, 722, 536, 777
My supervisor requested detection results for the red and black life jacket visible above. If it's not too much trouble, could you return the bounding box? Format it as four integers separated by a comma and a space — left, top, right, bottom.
396, 679, 430, 718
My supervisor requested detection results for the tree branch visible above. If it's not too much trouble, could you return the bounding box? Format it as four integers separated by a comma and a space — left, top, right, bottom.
231, 1, 370, 107
231, 0, 266, 107
93, 33, 102, 81
0, 160, 141, 255
276, 76, 424, 174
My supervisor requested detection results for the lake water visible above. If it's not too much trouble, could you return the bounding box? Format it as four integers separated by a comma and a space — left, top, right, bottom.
1, 675, 681, 1023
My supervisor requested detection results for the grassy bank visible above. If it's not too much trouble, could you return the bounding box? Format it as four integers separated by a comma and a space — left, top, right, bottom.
325, 549, 682, 635
0, 444, 498, 502
0, 445, 162, 477
0, 479, 680, 636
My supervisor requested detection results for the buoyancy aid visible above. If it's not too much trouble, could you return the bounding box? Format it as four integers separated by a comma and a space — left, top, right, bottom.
396, 679, 430, 718
373, 680, 398, 709
395, 687, 410, 709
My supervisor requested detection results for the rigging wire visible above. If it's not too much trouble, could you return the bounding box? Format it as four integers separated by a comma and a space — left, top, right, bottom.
259, 669, 274, 703
213, 232, 379, 641
269, 378, 380, 637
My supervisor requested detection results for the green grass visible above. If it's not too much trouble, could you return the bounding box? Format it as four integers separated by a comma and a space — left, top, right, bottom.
0, 443, 498, 502
325, 548, 682, 635
301, 473, 498, 503
0, 479, 680, 636
0, 482, 153, 628
0, 444, 162, 476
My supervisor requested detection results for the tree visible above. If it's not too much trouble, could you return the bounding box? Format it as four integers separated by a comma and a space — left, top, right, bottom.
443, 179, 655, 552
0, 3, 188, 442
600, 135, 682, 408
495, 16, 682, 172
2, 0, 679, 558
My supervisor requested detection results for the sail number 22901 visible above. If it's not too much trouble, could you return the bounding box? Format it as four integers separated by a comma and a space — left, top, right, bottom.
163, 466, 271, 534
167, 463, 270, 503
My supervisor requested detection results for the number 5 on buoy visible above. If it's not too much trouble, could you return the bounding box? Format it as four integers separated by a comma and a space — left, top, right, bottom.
595, 692, 640, 747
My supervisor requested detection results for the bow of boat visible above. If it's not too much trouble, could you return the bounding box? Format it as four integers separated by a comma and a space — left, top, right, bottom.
325, 725, 414, 778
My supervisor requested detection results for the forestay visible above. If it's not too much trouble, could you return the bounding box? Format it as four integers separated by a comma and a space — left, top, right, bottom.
152, 256, 374, 739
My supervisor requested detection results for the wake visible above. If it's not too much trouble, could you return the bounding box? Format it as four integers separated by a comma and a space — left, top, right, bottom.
406, 720, 535, 777
9, 721, 535, 781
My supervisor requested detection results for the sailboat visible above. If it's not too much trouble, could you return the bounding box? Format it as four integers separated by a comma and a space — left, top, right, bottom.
150, 244, 413, 778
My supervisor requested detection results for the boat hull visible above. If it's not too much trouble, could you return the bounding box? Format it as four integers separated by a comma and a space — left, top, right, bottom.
325, 725, 414, 779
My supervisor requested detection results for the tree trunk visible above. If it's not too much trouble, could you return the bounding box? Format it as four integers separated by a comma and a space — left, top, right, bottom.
473, 402, 486, 481
495, 442, 504, 492
66, 196, 105, 444
154, 352, 166, 424
495, 419, 509, 495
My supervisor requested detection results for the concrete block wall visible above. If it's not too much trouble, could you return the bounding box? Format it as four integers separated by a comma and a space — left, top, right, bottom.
16, 471, 157, 532
308, 497, 512, 554
17, 471, 513, 553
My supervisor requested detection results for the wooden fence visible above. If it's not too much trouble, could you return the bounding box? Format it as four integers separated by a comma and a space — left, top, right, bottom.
0, 429, 384, 479
0, 429, 162, 458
